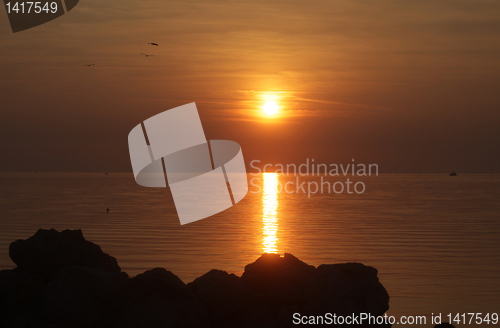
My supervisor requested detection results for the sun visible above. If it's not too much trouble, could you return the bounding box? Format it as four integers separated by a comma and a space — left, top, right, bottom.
263, 102, 278, 115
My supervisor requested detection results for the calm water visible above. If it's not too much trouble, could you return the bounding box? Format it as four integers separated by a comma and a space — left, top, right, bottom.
1, 172, 499, 327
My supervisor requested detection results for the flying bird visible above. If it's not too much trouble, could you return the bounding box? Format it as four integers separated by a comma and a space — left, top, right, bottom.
141, 53, 154, 57
148, 43, 159, 46
83, 64, 95, 66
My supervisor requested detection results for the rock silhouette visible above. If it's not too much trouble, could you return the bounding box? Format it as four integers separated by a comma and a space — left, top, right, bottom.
303, 263, 390, 318
241, 253, 316, 305
9, 229, 120, 281
1, 229, 393, 327
118, 268, 209, 328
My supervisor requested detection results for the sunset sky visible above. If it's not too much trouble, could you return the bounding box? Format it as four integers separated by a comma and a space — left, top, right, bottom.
1, 0, 499, 173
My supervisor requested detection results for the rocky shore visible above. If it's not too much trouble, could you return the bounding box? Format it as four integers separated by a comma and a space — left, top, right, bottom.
0, 229, 449, 328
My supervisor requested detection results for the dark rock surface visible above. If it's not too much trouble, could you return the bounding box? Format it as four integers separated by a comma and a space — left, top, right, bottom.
0, 229, 394, 328
188, 269, 272, 328
9, 228, 120, 281
44, 266, 129, 327
241, 253, 316, 305
118, 268, 210, 328
240, 255, 390, 328
0, 268, 46, 327
304, 263, 390, 317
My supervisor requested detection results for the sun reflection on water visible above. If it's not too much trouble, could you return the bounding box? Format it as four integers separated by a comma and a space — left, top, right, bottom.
262, 173, 279, 253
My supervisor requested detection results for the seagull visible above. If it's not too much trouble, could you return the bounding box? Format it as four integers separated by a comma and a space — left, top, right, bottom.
141, 53, 154, 57
148, 43, 159, 46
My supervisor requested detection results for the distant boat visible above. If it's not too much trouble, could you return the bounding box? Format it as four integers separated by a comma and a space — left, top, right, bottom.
449, 172, 457, 176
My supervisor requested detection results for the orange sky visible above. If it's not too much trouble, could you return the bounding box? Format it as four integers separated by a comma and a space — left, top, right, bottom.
1, 0, 499, 172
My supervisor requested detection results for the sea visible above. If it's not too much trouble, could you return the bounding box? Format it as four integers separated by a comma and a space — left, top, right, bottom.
1, 172, 499, 327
